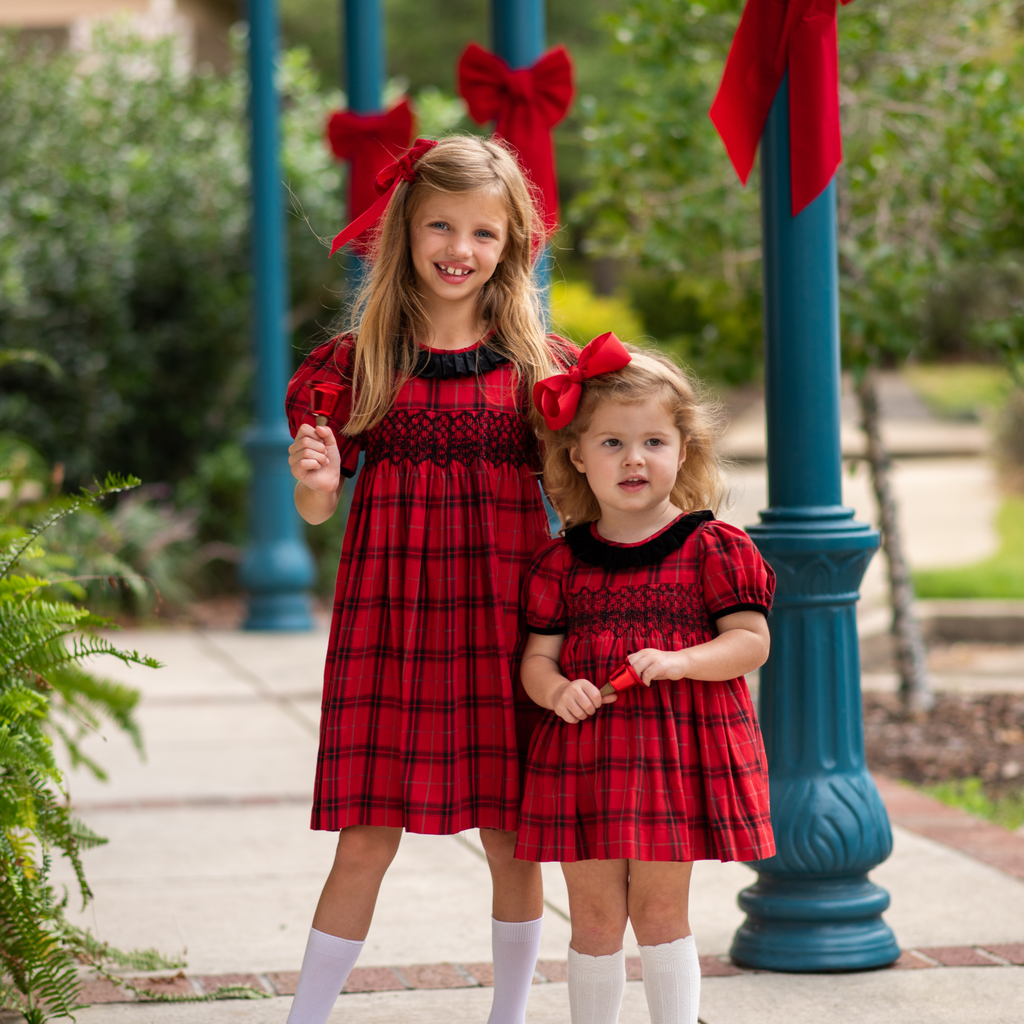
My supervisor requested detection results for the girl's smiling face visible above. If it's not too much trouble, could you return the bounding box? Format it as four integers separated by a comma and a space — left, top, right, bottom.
570, 397, 687, 520
408, 189, 509, 309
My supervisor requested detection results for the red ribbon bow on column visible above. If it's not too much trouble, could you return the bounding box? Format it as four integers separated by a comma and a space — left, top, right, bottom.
532, 332, 631, 431
328, 138, 438, 257
709, 0, 855, 217
326, 99, 415, 256
457, 42, 575, 236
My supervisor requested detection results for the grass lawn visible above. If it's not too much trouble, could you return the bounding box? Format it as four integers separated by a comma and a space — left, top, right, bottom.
915, 496, 1024, 598
904, 363, 1011, 420
923, 777, 1024, 832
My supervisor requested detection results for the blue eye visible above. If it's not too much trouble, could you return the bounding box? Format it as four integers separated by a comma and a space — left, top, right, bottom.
647, 438, 663, 447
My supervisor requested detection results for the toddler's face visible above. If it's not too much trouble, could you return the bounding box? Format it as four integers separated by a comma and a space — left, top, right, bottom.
570, 397, 686, 518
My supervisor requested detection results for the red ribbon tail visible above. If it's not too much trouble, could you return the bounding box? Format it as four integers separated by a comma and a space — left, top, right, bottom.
329, 187, 394, 257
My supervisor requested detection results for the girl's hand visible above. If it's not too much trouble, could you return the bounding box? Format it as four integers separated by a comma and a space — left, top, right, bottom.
628, 648, 690, 685
289, 423, 341, 493
551, 677, 616, 724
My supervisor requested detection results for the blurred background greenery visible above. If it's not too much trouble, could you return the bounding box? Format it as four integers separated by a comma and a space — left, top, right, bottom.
2, 0, 1024, 619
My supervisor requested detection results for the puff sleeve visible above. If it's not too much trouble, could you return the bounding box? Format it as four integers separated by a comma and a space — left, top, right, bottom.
523, 539, 569, 635
699, 521, 775, 621
285, 336, 361, 478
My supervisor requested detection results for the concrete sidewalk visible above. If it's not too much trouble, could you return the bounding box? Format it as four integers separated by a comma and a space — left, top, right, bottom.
51, 622, 1024, 1024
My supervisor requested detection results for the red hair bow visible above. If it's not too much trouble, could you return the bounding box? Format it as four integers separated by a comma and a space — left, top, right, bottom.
328, 137, 438, 257
326, 99, 415, 256
709, 0, 855, 216
532, 332, 631, 431
457, 42, 574, 236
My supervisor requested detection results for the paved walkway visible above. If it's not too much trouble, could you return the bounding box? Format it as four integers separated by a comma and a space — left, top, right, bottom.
51, 626, 1024, 1024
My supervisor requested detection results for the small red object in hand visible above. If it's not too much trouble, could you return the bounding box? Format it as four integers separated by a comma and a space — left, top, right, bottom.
309, 382, 344, 426
600, 661, 643, 697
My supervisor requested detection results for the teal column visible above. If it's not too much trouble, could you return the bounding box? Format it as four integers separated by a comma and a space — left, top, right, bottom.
729, 74, 900, 971
491, 0, 551, 304
339, 0, 384, 298
239, 0, 316, 630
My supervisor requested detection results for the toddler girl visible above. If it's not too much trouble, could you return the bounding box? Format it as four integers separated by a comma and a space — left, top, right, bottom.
516, 336, 776, 1024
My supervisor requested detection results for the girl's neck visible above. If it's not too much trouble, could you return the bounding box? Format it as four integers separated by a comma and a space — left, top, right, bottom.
414, 291, 488, 352
594, 501, 685, 545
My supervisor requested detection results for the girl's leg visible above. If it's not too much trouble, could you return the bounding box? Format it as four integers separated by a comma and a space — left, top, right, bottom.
627, 861, 699, 1024
561, 859, 630, 1024
286, 826, 402, 1024
479, 828, 545, 1024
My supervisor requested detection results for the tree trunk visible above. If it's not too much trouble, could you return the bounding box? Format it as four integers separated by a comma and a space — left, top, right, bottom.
855, 368, 934, 715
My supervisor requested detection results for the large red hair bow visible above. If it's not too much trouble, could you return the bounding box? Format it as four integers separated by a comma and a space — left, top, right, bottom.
457, 42, 574, 236
532, 332, 631, 431
709, 0, 855, 216
328, 137, 438, 257
326, 99, 415, 256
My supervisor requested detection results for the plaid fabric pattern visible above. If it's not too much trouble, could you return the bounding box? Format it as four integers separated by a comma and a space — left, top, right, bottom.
286, 337, 553, 834
515, 518, 777, 863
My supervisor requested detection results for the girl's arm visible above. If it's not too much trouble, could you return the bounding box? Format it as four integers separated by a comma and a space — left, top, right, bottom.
521, 632, 617, 724
628, 611, 770, 685
289, 423, 344, 525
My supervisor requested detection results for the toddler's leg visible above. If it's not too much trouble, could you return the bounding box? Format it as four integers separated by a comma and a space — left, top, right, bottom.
286, 826, 402, 1024
628, 861, 698, 1024
561, 859, 630, 1024
479, 829, 544, 1024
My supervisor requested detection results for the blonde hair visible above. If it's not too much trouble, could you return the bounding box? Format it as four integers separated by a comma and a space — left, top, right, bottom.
336, 135, 556, 435
541, 346, 725, 528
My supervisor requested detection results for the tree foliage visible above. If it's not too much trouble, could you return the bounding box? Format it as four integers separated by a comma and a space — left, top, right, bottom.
573, 0, 1024, 379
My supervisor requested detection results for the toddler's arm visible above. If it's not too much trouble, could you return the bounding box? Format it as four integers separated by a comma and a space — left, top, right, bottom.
289, 423, 343, 524
629, 610, 770, 685
521, 632, 617, 724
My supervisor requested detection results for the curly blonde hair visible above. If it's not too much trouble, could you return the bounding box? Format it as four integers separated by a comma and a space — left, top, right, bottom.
541, 346, 725, 529
337, 134, 555, 435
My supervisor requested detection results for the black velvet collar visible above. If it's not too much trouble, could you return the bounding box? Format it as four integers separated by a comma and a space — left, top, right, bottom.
565, 511, 715, 570
412, 345, 509, 379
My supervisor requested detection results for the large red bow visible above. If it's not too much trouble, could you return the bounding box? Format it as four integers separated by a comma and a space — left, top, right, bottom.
532, 332, 631, 431
326, 99, 415, 255
328, 138, 438, 257
457, 42, 574, 236
709, 0, 855, 216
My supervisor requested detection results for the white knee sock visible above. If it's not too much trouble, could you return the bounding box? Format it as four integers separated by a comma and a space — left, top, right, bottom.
567, 946, 625, 1024
639, 935, 701, 1024
487, 916, 543, 1024
285, 927, 363, 1024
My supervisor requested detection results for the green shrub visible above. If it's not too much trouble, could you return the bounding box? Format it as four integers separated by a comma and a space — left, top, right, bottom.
0, 27, 343, 494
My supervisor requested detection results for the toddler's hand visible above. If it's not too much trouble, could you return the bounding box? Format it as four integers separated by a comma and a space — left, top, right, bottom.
551, 677, 615, 724
628, 648, 690, 685
289, 423, 341, 493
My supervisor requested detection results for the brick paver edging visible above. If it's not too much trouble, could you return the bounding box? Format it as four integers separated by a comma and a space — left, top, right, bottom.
76, 945, 1024, 1005
873, 772, 1024, 882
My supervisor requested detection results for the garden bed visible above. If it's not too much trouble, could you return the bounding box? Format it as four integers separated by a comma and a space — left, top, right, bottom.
864, 692, 1024, 831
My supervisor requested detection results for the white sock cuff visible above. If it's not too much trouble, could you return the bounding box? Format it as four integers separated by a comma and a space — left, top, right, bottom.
568, 946, 626, 974
639, 935, 696, 970
307, 927, 365, 959
492, 916, 543, 943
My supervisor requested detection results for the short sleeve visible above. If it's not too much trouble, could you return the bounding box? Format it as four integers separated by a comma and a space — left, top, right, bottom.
523, 540, 569, 635
285, 336, 361, 478
699, 521, 775, 621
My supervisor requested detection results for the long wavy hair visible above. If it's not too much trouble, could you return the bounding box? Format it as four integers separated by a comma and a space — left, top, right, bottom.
541, 346, 726, 529
335, 135, 555, 435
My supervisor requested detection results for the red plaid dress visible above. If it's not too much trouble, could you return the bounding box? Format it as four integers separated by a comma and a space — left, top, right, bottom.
286, 336, 560, 834
514, 512, 776, 863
